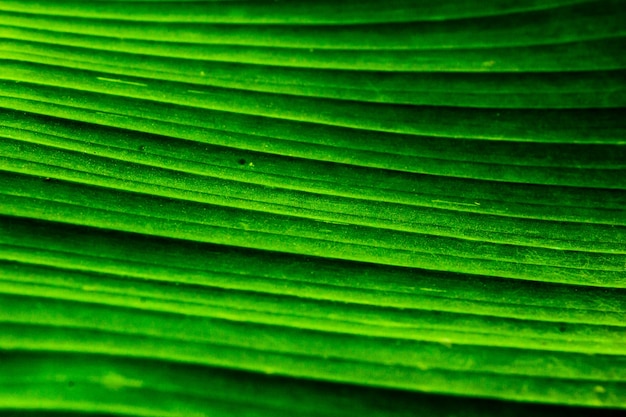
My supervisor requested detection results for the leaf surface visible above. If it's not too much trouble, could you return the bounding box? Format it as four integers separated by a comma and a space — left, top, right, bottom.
1, 1, 625, 416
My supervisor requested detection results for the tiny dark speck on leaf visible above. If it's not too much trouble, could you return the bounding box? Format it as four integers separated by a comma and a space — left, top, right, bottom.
68, 381, 75, 388
559, 324, 567, 333
238, 158, 247, 165
138, 145, 146, 151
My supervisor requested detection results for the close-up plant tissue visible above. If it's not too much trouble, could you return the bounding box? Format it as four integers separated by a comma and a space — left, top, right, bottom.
0, 1, 625, 416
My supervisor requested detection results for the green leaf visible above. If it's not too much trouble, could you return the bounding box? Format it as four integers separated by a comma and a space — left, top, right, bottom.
1, 1, 625, 416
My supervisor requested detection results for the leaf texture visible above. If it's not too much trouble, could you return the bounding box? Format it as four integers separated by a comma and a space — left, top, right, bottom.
0, 0, 625, 416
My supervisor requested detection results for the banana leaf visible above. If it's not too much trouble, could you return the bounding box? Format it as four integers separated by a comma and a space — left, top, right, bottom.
0, 0, 625, 415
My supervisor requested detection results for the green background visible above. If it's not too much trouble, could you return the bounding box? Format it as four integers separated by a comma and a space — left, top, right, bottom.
0, 0, 625, 415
